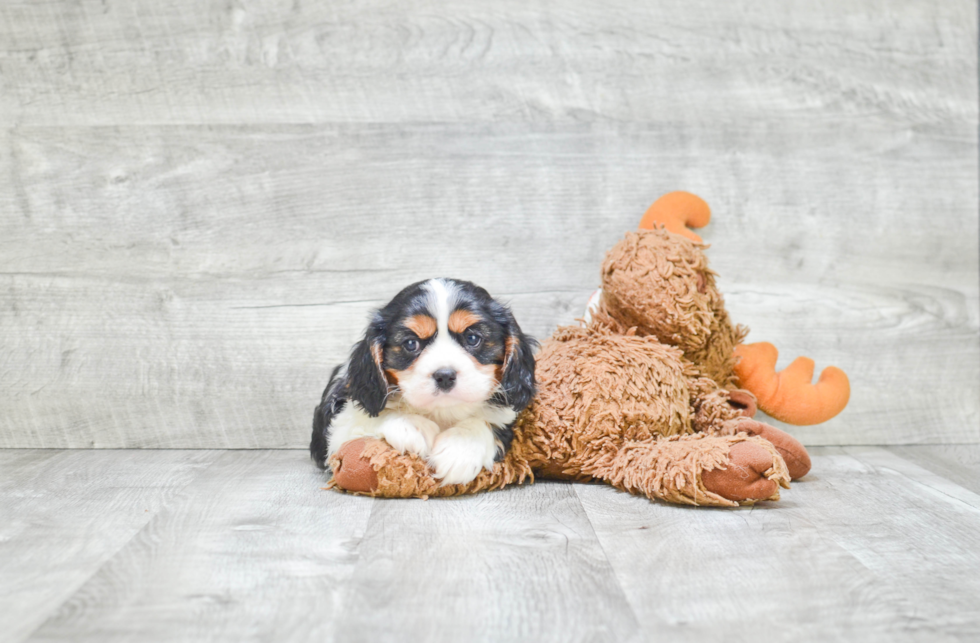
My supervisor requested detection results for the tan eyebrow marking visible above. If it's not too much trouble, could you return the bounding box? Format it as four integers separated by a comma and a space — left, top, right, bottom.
448, 309, 480, 334
404, 314, 437, 339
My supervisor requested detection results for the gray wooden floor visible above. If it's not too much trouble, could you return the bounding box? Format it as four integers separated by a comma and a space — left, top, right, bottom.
2, 447, 979, 642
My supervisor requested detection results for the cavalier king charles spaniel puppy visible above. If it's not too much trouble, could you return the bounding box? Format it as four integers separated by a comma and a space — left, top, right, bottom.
310, 278, 537, 485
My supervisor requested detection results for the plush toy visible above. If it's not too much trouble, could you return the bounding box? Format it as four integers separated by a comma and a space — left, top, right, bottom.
326, 192, 849, 507
636, 192, 851, 426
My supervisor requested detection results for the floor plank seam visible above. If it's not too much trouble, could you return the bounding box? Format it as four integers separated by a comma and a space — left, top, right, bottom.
570, 484, 645, 641
849, 448, 980, 512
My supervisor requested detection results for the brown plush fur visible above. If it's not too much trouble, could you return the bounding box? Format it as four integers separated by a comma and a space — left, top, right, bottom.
598, 229, 748, 389
328, 228, 794, 507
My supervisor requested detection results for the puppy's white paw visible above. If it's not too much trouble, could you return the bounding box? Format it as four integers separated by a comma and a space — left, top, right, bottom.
380, 414, 438, 457
407, 415, 441, 450
428, 421, 496, 485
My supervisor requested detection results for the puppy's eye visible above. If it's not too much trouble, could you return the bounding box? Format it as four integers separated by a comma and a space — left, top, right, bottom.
403, 338, 420, 353
464, 331, 482, 348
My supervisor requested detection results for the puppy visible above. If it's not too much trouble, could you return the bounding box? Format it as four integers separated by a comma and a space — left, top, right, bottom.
310, 278, 536, 485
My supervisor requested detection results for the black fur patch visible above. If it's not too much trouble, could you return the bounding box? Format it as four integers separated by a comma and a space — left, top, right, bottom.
310, 364, 346, 469
483, 295, 538, 413
344, 313, 389, 416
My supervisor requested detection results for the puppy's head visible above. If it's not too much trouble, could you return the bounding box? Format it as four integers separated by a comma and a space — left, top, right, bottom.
345, 278, 536, 416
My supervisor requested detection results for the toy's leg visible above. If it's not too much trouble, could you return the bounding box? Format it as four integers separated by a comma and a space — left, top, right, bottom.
727, 389, 758, 418
705, 415, 811, 481
688, 376, 754, 433
584, 433, 790, 507
731, 419, 811, 480
688, 376, 811, 481
328, 437, 532, 498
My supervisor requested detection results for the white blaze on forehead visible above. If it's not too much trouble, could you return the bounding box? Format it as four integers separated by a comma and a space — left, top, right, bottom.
423, 278, 458, 333
393, 278, 494, 410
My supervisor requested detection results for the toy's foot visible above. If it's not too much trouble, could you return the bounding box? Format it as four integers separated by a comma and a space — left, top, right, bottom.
727, 389, 757, 418
701, 442, 780, 503
739, 419, 811, 480
331, 438, 379, 493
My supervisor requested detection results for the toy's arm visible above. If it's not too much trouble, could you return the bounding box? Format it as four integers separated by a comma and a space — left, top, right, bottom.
327, 437, 533, 498
734, 342, 850, 426
329, 431, 795, 506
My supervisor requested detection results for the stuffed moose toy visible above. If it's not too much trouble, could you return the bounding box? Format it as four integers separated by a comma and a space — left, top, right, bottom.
319, 192, 850, 507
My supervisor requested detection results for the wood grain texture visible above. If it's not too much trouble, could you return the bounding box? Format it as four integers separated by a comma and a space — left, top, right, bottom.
885, 444, 980, 496
1, 123, 975, 447
575, 445, 980, 642
22, 452, 640, 643
24, 450, 376, 643
0, 449, 221, 643
0, 0, 974, 127
5, 447, 980, 641
0, 0, 977, 448
334, 482, 640, 643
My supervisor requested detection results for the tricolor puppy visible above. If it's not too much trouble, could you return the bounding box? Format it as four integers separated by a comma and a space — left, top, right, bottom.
310, 278, 537, 485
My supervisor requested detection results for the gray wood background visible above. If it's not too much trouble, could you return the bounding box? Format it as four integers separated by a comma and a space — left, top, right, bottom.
1, 0, 977, 449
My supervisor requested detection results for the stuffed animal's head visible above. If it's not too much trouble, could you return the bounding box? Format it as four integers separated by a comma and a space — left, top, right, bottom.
597, 228, 746, 389
599, 228, 720, 353
591, 191, 748, 389
595, 191, 850, 425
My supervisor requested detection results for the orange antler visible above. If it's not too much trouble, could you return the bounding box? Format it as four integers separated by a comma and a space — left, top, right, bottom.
733, 342, 850, 426
638, 191, 712, 243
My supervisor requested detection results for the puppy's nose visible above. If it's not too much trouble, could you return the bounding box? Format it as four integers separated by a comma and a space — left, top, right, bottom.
432, 368, 457, 392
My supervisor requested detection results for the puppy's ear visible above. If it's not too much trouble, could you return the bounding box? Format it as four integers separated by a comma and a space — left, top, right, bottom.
345, 315, 389, 417
492, 303, 537, 413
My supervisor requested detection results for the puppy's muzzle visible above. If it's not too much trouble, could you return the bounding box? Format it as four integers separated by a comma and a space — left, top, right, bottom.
432, 368, 457, 392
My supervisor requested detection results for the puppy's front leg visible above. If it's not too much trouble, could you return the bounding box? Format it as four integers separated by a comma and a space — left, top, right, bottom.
428, 418, 497, 485
379, 413, 440, 457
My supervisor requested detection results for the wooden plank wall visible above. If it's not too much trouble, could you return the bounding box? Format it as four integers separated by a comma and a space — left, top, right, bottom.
0, 0, 976, 448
